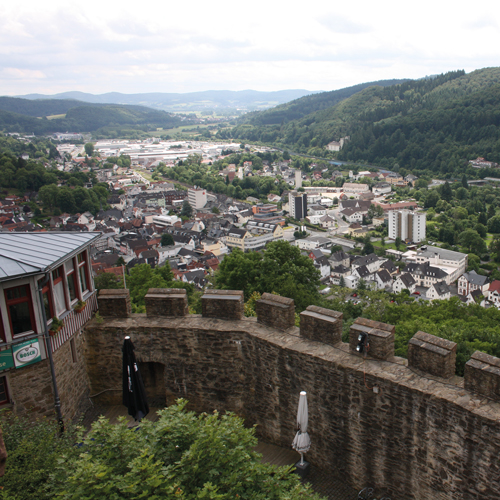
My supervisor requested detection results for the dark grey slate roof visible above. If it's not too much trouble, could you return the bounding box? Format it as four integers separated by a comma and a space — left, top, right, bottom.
462, 270, 489, 287
376, 269, 392, 283
0, 232, 100, 281
433, 281, 450, 296
399, 273, 416, 288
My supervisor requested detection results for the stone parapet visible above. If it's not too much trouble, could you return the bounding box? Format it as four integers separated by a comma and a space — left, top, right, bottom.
145, 288, 188, 317
464, 351, 500, 400
349, 317, 395, 360
201, 290, 244, 320
98, 289, 131, 317
256, 293, 295, 330
408, 331, 457, 379
300, 305, 343, 344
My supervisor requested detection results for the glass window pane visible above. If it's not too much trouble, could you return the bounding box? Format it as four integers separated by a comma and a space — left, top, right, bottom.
67, 273, 77, 302
79, 266, 88, 292
9, 301, 32, 335
6, 287, 27, 300
53, 281, 66, 316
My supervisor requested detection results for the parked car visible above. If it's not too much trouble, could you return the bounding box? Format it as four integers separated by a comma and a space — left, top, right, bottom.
352, 293, 358, 297
413, 291, 420, 295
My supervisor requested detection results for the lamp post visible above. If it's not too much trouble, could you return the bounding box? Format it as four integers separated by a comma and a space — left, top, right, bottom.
37, 273, 64, 432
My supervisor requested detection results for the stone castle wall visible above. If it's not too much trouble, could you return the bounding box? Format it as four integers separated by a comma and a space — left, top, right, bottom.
82, 289, 500, 500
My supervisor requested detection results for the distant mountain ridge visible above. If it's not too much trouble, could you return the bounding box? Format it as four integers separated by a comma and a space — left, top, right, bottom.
225, 67, 500, 174
15, 89, 321, 112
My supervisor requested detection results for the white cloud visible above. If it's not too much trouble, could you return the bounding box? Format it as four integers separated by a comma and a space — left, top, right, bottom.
0, 0, 500, 95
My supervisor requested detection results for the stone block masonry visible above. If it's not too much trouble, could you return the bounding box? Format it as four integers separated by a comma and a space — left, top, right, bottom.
5, 330, 90, 421
300, 305, 343, 344
201, 290, 244, 320
98, 289, 131, 317
145, 288, 188, 317
255, 293, 295, 330
84, 301, 500, 500
349, 317, 394, 360
464, 350, 500, 400
408, 331, 457, 379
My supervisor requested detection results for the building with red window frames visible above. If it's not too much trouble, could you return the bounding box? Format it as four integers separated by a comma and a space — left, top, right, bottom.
0, 232, 100, 421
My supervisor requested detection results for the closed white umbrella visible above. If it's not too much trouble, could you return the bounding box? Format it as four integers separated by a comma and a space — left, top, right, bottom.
291, 391, 311, 465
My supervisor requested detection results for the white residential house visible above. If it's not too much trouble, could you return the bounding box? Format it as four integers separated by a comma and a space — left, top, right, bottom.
352, 253, 385, 274
487, 280, 500, 307
457, 271, 489, 296
374, 269, 393, 291
426, 281, 451, 301
340, 208, 363, 224
319, 215, 336, 229
393, 273, 416, 294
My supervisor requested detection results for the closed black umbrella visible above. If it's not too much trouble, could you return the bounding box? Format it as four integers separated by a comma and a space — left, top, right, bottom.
122, 336, 149, 421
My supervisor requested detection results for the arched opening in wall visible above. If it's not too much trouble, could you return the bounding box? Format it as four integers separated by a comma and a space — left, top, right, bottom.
138, 362, 166, 407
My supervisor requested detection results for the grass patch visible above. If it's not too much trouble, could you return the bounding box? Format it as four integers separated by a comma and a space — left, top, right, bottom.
46, 114, 66, 120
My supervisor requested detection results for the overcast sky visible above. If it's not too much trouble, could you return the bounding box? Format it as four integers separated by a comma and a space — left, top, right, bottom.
1, 0, 499, 96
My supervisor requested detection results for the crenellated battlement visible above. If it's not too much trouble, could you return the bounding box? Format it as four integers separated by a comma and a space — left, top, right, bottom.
85, 289, 500, 500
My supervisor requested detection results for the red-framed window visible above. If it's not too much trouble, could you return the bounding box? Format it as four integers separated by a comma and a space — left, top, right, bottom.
4, 284, 36, 336
52, 266, 68, 316
77, 251, 90, 295
0, 309, 5, 343
38, 278, 54, 321
65, 259, 78, 303
0, 376, 9, 406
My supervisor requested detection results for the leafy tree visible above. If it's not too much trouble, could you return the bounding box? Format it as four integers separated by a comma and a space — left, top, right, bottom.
127, 264, 174, 308
0, 415, 80, 500
94, 272, 123, 290
490, 238, 500, 262
48, 401, 321, 500
215, 241, 320, 311
363, 240, 374, 255
440, 181, 453, 202
424, 190, 440, 208
181, 199, 193, 218
84, 142, 94, 156
462, 174, 468, 189
458, 229, 486, 254
395, 237, 402, 250
161, 233, 175, 247
488, 215, 500, 233
211, 206, 220, 214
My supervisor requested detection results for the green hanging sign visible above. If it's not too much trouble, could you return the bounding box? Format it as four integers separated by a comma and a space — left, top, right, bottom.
0, 348, 14, 371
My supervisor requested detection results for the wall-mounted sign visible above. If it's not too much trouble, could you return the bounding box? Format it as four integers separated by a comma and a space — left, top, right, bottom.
13, 339, 41, 368
0, 348, 14, 371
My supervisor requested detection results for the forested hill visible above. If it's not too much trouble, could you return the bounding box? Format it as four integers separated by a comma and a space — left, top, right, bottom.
224, 68, 500, 174
241, 79, 409, 126
0, 96, 102, 117
0, 100, 192, 135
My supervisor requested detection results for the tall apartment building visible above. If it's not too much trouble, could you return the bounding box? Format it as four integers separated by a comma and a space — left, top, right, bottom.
388, 210, 426, 243
289, 191, 307, 220
187, 187, 207, 210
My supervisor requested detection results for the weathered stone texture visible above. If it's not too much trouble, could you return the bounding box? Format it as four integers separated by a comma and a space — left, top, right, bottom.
255, 293, 295, 330
84, 314, 500, 500
145, 288, 188, 317
98, 289, 131, 317
464, 350, 500, 400
4, 331, 90, 421
300, 305, 342, 344
349, 318, 394, 360
202, 290, 244, 320
408, 331, 457, 379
